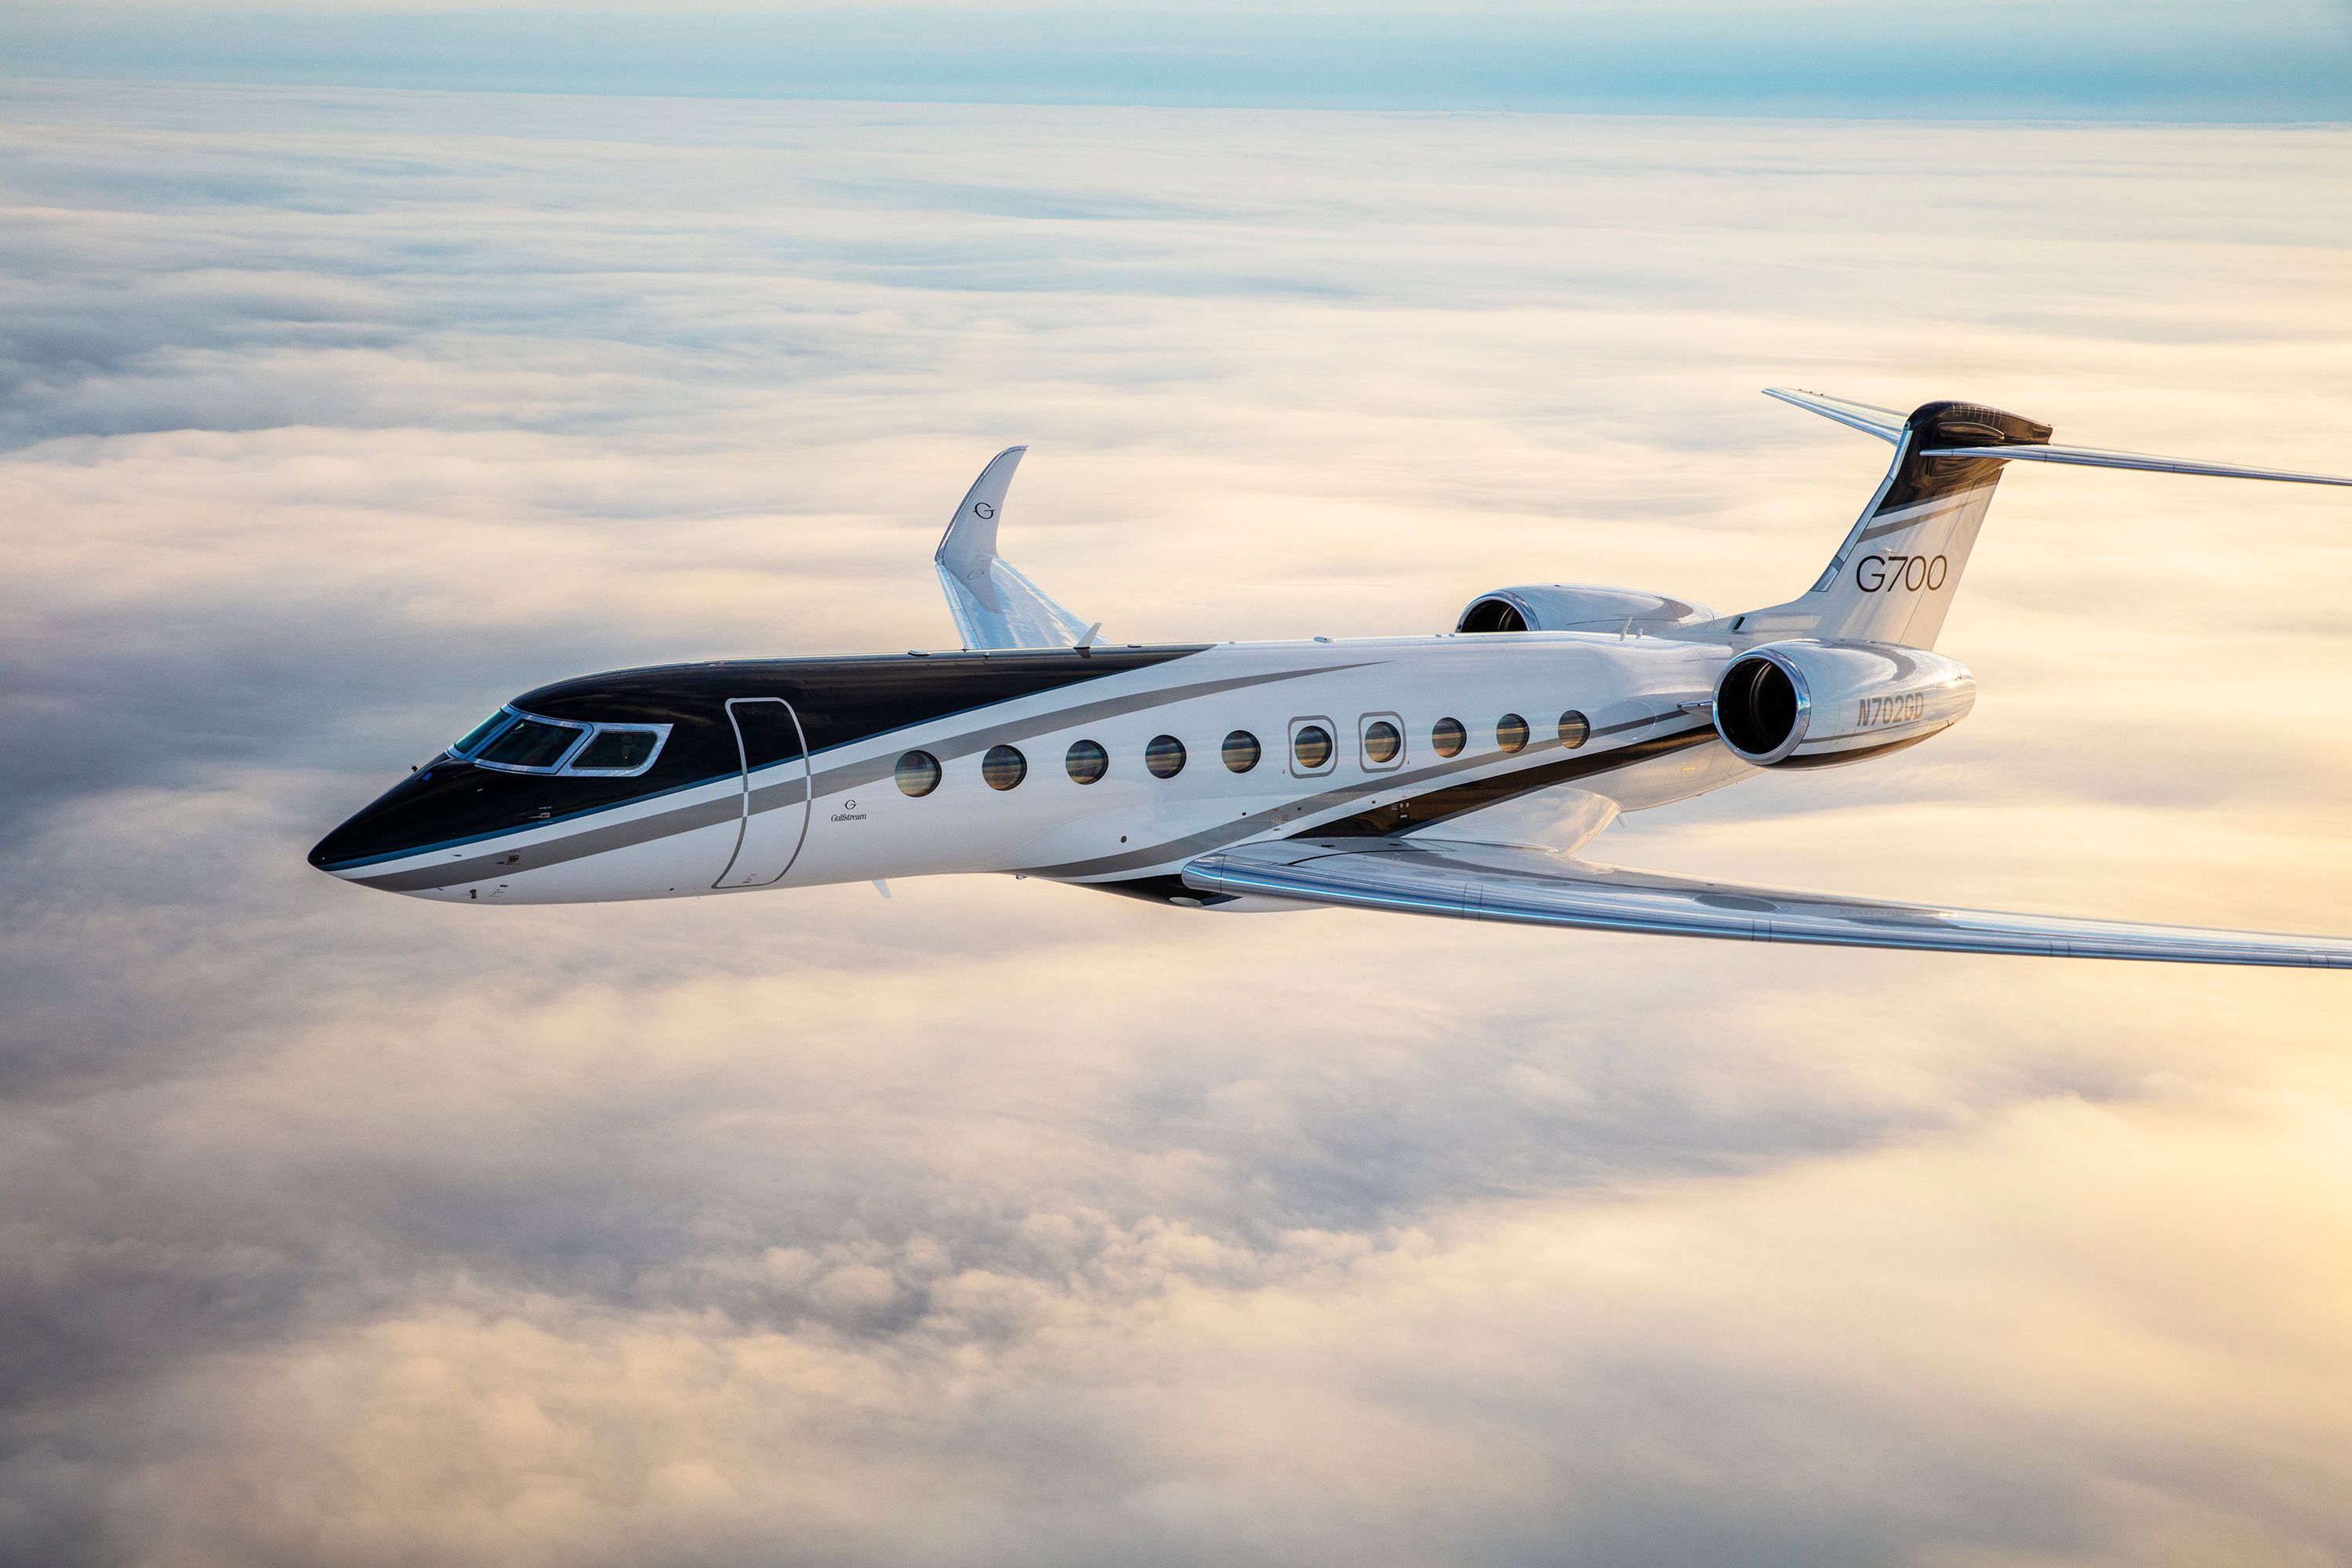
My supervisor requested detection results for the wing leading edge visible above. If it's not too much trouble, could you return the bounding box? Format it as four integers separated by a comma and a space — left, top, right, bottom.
1182, 837, 2352, 967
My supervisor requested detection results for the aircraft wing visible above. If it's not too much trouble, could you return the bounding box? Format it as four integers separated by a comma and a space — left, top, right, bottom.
935, 446, 1097, 650
1181, 837, 2352, 967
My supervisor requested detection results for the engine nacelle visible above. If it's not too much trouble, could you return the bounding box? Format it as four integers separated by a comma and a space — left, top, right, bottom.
1713, 640, 1975, 769
1457, 584, 1715, 635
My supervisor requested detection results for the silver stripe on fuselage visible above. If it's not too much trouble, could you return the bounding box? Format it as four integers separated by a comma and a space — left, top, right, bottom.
1022, 710, 1707, 880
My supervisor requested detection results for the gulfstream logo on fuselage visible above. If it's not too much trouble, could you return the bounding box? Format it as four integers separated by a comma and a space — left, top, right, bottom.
1855, 554, 1949, 593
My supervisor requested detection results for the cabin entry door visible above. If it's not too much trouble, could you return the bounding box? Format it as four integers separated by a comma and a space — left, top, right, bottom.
713, 697, 812, 888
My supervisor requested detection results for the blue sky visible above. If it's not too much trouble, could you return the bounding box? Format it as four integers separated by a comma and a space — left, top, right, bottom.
5, 1, 2350, 118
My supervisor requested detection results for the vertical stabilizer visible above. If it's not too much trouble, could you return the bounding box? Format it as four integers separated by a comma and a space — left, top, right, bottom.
1732, 397, 2052, 649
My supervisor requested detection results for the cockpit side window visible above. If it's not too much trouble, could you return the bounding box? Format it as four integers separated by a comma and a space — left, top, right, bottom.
457, 706, 672, 777
451, 710, 514, 757
566, 727, 666, 775
475, 714, 588, 771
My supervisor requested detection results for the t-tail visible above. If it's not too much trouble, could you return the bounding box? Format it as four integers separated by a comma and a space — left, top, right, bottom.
1724, 388, 2351, 649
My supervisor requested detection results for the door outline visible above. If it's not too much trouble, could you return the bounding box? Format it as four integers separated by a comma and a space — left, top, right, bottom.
713, 697, 812, 889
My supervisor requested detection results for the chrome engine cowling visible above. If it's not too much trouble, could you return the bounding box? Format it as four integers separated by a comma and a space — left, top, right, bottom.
1456, 584, 1715, 635
1713, 640, 1975, 769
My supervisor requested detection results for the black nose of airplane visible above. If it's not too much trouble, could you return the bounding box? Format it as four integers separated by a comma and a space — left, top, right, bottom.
308, 760, 466, 877
309, 783, 410, 876
310, 757, 566, 886
307, 811, 371, 872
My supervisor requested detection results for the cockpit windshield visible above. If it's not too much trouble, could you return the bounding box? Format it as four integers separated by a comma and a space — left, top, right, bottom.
448, 706, 671, 777
451, 711, 513, 757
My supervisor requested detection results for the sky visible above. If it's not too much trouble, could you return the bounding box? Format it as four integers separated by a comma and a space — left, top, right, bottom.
2, 1, 2351, 118
2, 66, 2352, 1568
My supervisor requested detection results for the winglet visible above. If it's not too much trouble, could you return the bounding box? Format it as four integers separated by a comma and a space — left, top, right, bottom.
936, 446, 1026, 583
933, 447, 1095, 650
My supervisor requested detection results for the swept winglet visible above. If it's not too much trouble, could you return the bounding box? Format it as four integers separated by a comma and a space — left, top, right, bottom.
933, 447, 1095, 650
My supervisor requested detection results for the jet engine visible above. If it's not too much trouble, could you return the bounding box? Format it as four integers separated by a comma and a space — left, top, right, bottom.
1456, 584, 1715, 635
1712, 640, 1975, 769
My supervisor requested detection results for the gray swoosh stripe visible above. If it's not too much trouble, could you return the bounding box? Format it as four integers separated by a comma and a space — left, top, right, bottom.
357, 659, 1372, 892
361, 793, 750, 894
1592, 710, 1669, 739
1024, 706, 1695, 880
1852, 489, 1987, 546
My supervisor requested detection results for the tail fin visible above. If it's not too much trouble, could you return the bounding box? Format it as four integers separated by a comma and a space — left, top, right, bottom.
1726, 388, 2350, 650
1731, 392, 2049, 648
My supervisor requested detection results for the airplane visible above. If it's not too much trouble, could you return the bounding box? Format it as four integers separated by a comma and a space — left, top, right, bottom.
310, 389, 2352, 967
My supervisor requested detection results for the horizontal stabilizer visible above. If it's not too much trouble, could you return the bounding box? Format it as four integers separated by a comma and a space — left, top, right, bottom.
1184, 837, 2352, 968
1762, 387, 1907, 444
1915, 441, 2352, 487
934, 446, 1096, 651
1732, 390, 2350, 652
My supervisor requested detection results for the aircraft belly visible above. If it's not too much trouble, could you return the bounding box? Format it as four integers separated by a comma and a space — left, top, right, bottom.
1584, 736, 1758, 812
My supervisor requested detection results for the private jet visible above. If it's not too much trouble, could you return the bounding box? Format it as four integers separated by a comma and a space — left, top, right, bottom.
310, 389, 2352, 966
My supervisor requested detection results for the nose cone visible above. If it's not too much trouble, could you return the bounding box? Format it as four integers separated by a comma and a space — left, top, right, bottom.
307, 808, 376, 875
308, 760, 474, 883
309, 786, 416, 880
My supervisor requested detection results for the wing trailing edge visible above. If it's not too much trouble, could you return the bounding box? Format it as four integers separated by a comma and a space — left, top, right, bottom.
934, 446, 1095, 651
1183, 837, 2352, 968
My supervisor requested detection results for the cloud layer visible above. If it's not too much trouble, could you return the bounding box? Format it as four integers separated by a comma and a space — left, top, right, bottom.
2, 81, 2350, 1566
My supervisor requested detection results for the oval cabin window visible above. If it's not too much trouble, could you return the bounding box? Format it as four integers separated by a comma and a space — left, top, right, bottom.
1293, 724, 1334, 771
1145, 735, 1187, 779
1432, 717, 1467, 757
1496, 713, 1529, 753
1065, 739, 1109, 784
1558, 710, 1590, 750
1221, 731, 1261, 773
982, 745, 1027, 791
895, 750, 942, 797
1363, 720, 1401, 764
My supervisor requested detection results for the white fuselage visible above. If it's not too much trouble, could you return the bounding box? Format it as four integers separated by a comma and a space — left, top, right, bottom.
324, 631, 1764, 907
